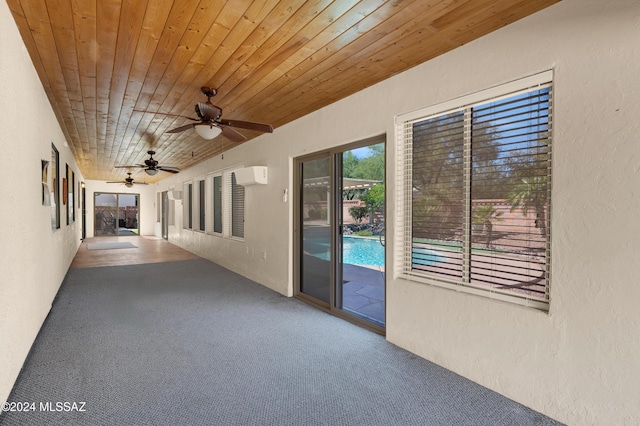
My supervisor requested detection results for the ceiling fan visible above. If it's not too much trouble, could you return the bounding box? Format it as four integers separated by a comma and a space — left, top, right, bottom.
107, 172, 148, 187
115, 150, 180, 176
166, 87, 273, 142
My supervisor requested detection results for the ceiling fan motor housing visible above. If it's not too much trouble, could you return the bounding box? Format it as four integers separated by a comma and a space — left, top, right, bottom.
201, 87, 217, 98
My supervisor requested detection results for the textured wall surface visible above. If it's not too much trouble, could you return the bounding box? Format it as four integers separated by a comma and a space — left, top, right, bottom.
153, 0, 640, 424
386, 2, 640, 424
0, 0, 83, 406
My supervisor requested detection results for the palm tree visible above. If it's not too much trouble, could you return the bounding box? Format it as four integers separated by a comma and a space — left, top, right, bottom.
506, 176, 548, 236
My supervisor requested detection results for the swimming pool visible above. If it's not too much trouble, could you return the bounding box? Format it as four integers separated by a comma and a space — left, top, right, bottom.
311, 236, 443, 267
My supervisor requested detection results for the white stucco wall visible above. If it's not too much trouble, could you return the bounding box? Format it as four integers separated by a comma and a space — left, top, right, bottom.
0, 0, 83, 406
157, 145, 294, 296
384, 2, 640, 424
157, 1, 640, 423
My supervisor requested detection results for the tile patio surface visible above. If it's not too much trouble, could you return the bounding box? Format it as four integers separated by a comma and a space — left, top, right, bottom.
342, 264, 385, 326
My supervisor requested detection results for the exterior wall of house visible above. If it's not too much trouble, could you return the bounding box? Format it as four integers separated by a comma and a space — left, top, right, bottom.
383, 2, 640, 424
0, 0, 83, 406
157, 1, 640, 423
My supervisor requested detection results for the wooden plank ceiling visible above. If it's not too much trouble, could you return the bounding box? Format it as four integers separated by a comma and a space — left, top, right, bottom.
6, 0, 560, 182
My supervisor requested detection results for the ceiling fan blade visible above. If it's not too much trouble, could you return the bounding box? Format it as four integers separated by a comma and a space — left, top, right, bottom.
106, 181, 123, 184
220, 125, 247, 143
132, 182, 149, 185
218, 118, 273, 133
166, 123, 196, 134
197, 102, 222, 120
157, 166, 180, 174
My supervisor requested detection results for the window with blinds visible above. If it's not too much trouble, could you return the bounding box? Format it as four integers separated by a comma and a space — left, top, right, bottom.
197, 179, 205, 231
184, 168, 245, 240
212, 175, 223, 234
231, 172, 245, 238
183, 182, 192, 230
397, 71, 552, 310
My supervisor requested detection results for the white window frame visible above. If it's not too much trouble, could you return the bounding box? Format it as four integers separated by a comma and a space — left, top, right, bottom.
182, 181, 193, 230
395, 71, 553, 311
194, 176, 206, 232
224, 166, 245, 241
208, 171, 224, 236
181, 166, 246, 240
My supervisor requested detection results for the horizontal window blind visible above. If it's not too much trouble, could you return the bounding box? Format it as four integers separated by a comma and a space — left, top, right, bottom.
398, 72, 552, 309
183, 182, 192, 229
213, 175, 223, 234
198, 179, 205, 231
412, 111, 465, 280
470, 87, 551, 298
231, 172, 245, 239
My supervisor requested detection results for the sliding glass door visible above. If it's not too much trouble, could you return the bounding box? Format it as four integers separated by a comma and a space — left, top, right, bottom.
94, 193, 140, 236
299, 155, 332, 305
295, 138, 385, 331
337, 143, 385, 327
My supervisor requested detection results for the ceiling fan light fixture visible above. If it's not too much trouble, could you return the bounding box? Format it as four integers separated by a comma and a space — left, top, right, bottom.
145, 168, 158, 176
194, 123, 222, 140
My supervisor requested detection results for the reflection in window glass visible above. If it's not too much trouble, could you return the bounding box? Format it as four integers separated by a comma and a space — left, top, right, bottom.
198, 180, 205, 231
213, 175, 222, 233
402, 79, 552, 307
94, 193, 139, 235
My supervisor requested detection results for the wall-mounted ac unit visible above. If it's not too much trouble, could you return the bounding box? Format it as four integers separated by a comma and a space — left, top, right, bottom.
234, 166, 268, 186
167, 190, 182, 200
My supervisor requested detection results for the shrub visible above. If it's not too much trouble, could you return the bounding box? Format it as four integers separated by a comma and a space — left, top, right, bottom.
308, 209, 320, 219
349, 206, 368, 223
319, 208, 327, 220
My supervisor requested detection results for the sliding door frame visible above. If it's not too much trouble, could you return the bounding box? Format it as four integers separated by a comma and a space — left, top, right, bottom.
94, 192, 141, 237
293, 135, 386, 335
294, 150, 334, 311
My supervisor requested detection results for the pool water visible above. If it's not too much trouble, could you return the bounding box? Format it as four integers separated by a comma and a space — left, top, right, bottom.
311, 236, 443, 267
342, 237, 385, 266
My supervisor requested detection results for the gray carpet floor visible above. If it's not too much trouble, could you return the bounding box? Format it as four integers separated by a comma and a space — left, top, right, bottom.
0, 259, 563, 425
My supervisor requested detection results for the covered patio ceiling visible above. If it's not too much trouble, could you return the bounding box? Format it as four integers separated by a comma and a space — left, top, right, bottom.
6, 0, 559, 182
